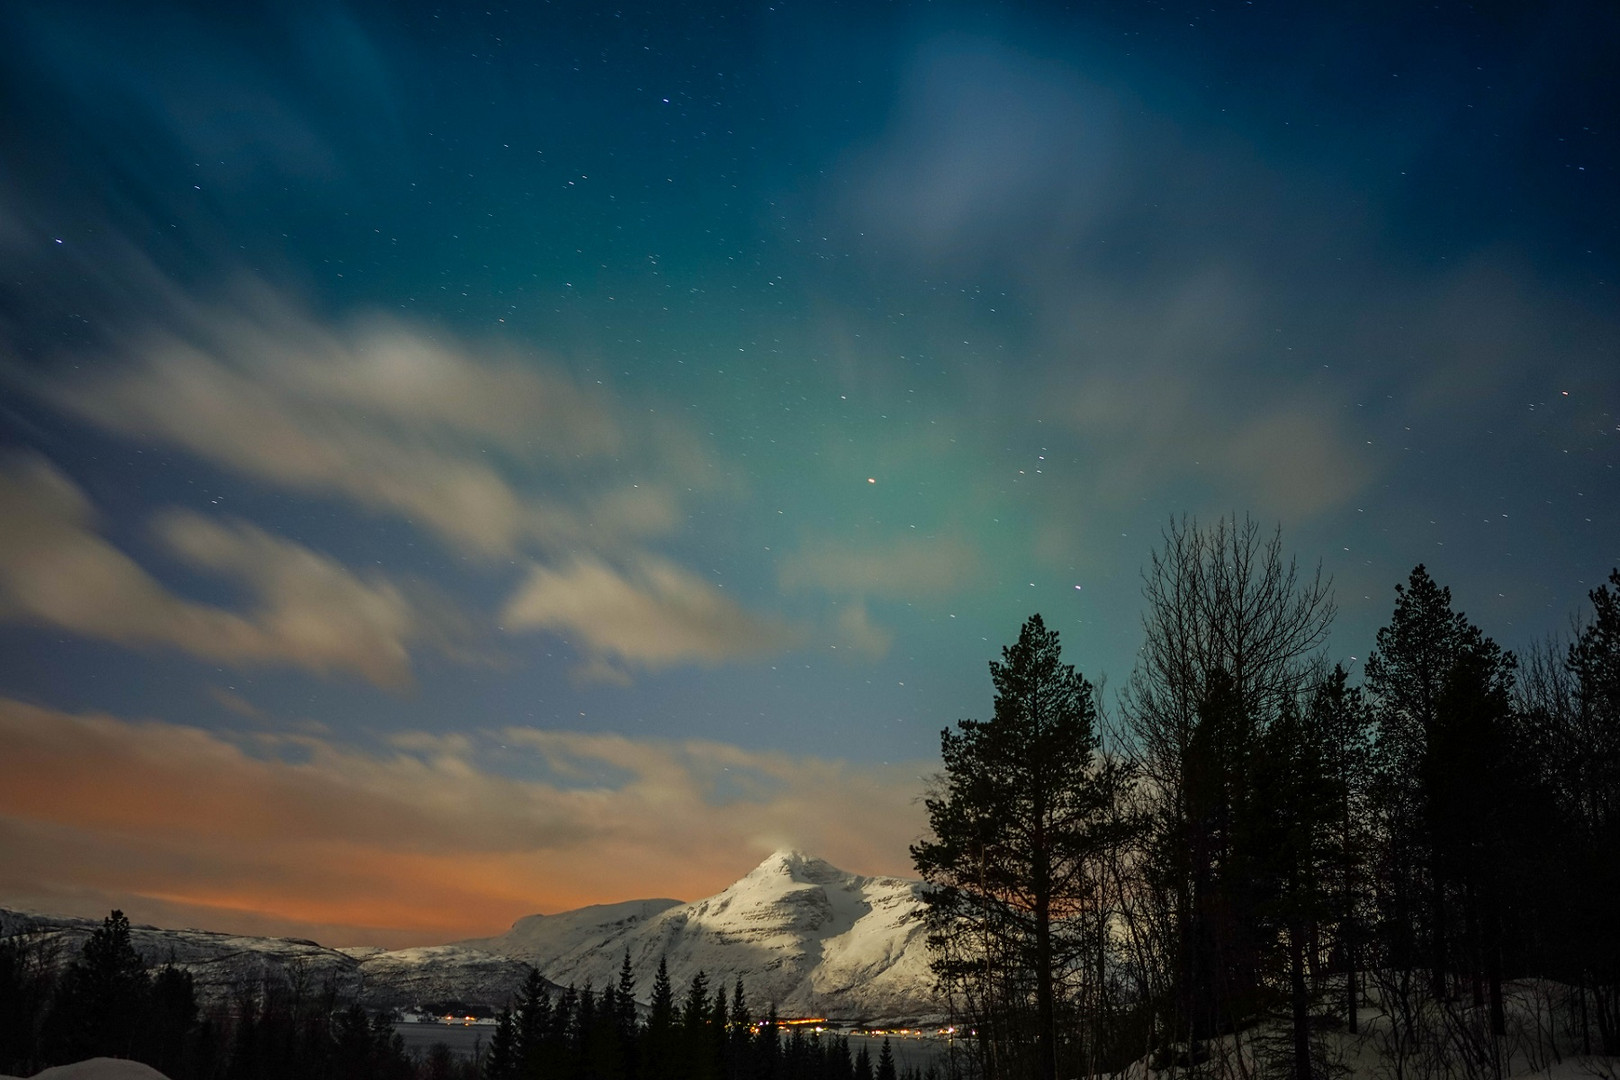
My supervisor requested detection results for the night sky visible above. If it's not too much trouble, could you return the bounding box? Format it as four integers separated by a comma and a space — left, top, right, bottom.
1, 0, 1615, 946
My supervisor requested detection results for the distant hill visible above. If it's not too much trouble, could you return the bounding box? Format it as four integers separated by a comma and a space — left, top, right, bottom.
0, 908, 548, 1011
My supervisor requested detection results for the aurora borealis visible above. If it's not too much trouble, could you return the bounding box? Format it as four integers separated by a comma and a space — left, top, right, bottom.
0, 0, 1615, 945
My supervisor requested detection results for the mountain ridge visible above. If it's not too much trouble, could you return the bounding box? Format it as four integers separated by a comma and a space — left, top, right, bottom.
0, 850, 940, 1022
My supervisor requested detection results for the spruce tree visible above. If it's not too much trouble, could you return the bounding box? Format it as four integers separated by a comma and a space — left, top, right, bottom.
711, 986, 730, 1080
515, 968, 551, 1078
485, 1007, 519, 1080
616, 952, 639, 1039
650, 957, 675, 1032
645, 956, 676, 1080
727, 979, 752, 1080
683, 969, 711, 1031
758, 1003, 779, 1080
875, 1038, 897, 1080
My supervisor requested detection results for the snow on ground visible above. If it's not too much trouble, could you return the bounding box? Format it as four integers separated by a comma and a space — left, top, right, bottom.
1114, 978, 1618, 1080
0, 1059, 171, 1080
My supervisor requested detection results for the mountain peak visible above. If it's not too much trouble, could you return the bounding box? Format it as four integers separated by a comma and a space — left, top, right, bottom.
750, 848, 841, 883
762, 846, 818, 866
470, 854, 941, 1021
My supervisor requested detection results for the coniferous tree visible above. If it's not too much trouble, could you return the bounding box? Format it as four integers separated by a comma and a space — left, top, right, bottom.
553, 985, 579, 1078
1433, 643, 1524, 1033
1520, 569, 1620, 1051
1309, 665, 1374, 1034
853, 1045, 872, 1080
726, 979, 752, 1080
644, 956, 677, 1080
650, 957, 675, 1032
757, 1004, 779, 1080
1248, 696, 1338, 1080
616, 952, 640, 1040
515, 968, 552, 1079
1365, 566, 1515, 1006
913, 613, 1124, 1080
875, 1038, 896, 1080
710, 985, 730, 1080
147, 958, 199, 1077
332, 1004, 382, 1079
486, 1007, 519, 1080
1566, 570, 1620, 1050
683, 969, 712, 1031
44, 909, 151, 1063
682, 970, 714, 1080
0, 932, 54, 1076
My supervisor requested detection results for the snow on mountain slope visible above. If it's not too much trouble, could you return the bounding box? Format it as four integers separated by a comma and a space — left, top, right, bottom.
0, 909, 362, 999
0, 851, 939, 1020
0, 909, 547, 1010
458, 898, 681, 969
468, 851, 941, 1023
351, 945, 538, 1009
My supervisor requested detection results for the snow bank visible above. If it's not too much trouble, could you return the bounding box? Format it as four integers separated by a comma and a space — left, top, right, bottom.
0, 1059, 172, 1080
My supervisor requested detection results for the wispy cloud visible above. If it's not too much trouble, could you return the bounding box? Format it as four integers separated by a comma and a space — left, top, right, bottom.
833, 600, 894, 660
0, 697, 929, 945
779, 534, 982, 600
502, 555, 803, 679
1047, 270, 1371, 519
5, 277, 800, 678
26, 283, 705, 560
0, 453, 437, 687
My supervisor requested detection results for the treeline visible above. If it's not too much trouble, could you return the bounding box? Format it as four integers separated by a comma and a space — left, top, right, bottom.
0, 909, 467, 1080
482, 958, 930, 1080
0, 911, 936, 1080
914, 516, 1620, 1080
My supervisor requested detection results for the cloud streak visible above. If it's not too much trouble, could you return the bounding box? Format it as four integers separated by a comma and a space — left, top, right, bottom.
0, 697, 930, 945
502, 555, 803, 679
0, 453, 432, 687
26, 284, 704, 560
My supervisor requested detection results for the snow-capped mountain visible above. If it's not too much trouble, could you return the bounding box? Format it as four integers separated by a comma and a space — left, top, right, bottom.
0, 851, 940, 1022
461, 850, 941, 1022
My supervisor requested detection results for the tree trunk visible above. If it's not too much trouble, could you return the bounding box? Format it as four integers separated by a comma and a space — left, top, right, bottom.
1344, 797, 1358, 1035
1345, 944, 1358, 1035
1291, 924, 1312, 1080
1487, 907, 1504, 1038
1579, 976, 1591, 1056
1430, 870, 1448, 1001
1035, 853, 1057, 1080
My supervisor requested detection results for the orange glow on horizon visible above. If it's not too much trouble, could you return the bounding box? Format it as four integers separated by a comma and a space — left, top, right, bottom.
0, 696, 927, 949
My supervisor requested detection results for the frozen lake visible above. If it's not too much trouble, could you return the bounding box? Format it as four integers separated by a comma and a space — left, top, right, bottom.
394, 1022, 488, 1060
392, 1022, 953, 1070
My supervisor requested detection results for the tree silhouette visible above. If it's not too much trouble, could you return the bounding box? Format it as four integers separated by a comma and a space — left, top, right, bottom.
45, 909, 151, 1063
875, 1038, 896, 1080
914, 613, 1124, 1080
